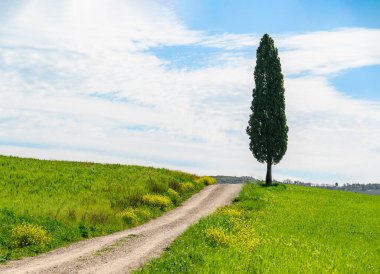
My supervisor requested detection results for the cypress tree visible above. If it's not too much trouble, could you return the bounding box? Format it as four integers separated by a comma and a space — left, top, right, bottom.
246, 34, 288, 185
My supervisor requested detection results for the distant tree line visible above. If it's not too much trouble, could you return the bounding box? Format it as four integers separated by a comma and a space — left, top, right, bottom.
214, 176, 379, 195
283, 179, 380, 195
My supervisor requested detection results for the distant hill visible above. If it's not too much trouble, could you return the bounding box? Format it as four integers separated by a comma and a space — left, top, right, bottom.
214, 175, 380, 195
213, 176, 258, 184
283, 179, 380, 195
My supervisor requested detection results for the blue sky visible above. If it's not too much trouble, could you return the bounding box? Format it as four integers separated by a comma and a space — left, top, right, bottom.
331, 65, 380, 100
0, 0, 380, 184
173, 0, 380, 33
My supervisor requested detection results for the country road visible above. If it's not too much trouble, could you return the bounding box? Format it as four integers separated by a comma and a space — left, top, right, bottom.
1, 184, 242, 274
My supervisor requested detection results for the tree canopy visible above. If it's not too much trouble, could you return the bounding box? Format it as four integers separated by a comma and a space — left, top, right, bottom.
246, 34, 288, 185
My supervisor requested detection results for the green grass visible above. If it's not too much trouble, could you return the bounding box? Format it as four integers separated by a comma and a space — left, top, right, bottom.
137, 183, 380, 273
0, 155, 208, 262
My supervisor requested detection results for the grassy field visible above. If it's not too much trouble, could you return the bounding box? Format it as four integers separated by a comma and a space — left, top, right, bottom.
0, 155, 215, 262
137, 183, 380, 273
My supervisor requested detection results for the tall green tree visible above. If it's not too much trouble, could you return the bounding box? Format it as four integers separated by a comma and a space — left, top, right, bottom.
246, 34, 288, 185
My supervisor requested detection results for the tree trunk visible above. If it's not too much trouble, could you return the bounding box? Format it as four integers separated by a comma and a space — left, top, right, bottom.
266, 162, 272, 185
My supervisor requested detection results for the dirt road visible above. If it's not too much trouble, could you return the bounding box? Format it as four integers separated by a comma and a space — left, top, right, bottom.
1, 184, 242, 274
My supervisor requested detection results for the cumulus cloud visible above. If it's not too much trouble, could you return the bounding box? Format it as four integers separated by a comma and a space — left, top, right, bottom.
281, 76, 380, 182
0, 0, 379, 183
278, 28, 380, 75
2, 0, 201, 51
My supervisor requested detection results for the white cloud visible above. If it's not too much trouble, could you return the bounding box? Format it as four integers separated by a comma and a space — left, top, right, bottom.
282, 76, 380, 182
198, 33, 260, 49
0, 1, 380, 184
277, 28, 380, 75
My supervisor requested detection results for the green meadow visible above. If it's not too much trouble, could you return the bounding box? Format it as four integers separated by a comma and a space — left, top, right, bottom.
137, 183, 380, 273
0, 155, 214, 262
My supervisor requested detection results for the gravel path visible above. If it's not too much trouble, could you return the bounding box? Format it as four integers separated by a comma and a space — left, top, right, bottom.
1, 184, 242, 274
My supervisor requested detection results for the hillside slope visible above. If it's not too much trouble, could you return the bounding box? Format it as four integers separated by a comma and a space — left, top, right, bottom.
138, 183, 380, 273
0, 155, 213, 262
0, 184, 241, 274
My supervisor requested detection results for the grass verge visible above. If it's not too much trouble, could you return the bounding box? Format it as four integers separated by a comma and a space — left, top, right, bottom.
136, 183, 380, 273
0, 155, 214, 262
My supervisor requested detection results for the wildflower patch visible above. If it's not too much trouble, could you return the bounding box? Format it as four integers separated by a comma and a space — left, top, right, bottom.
11, 223, 51, 248
117, 209, 138, 226
142, 194, 172, 209
205, 227, 231, 247
196, 176, 217, 186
